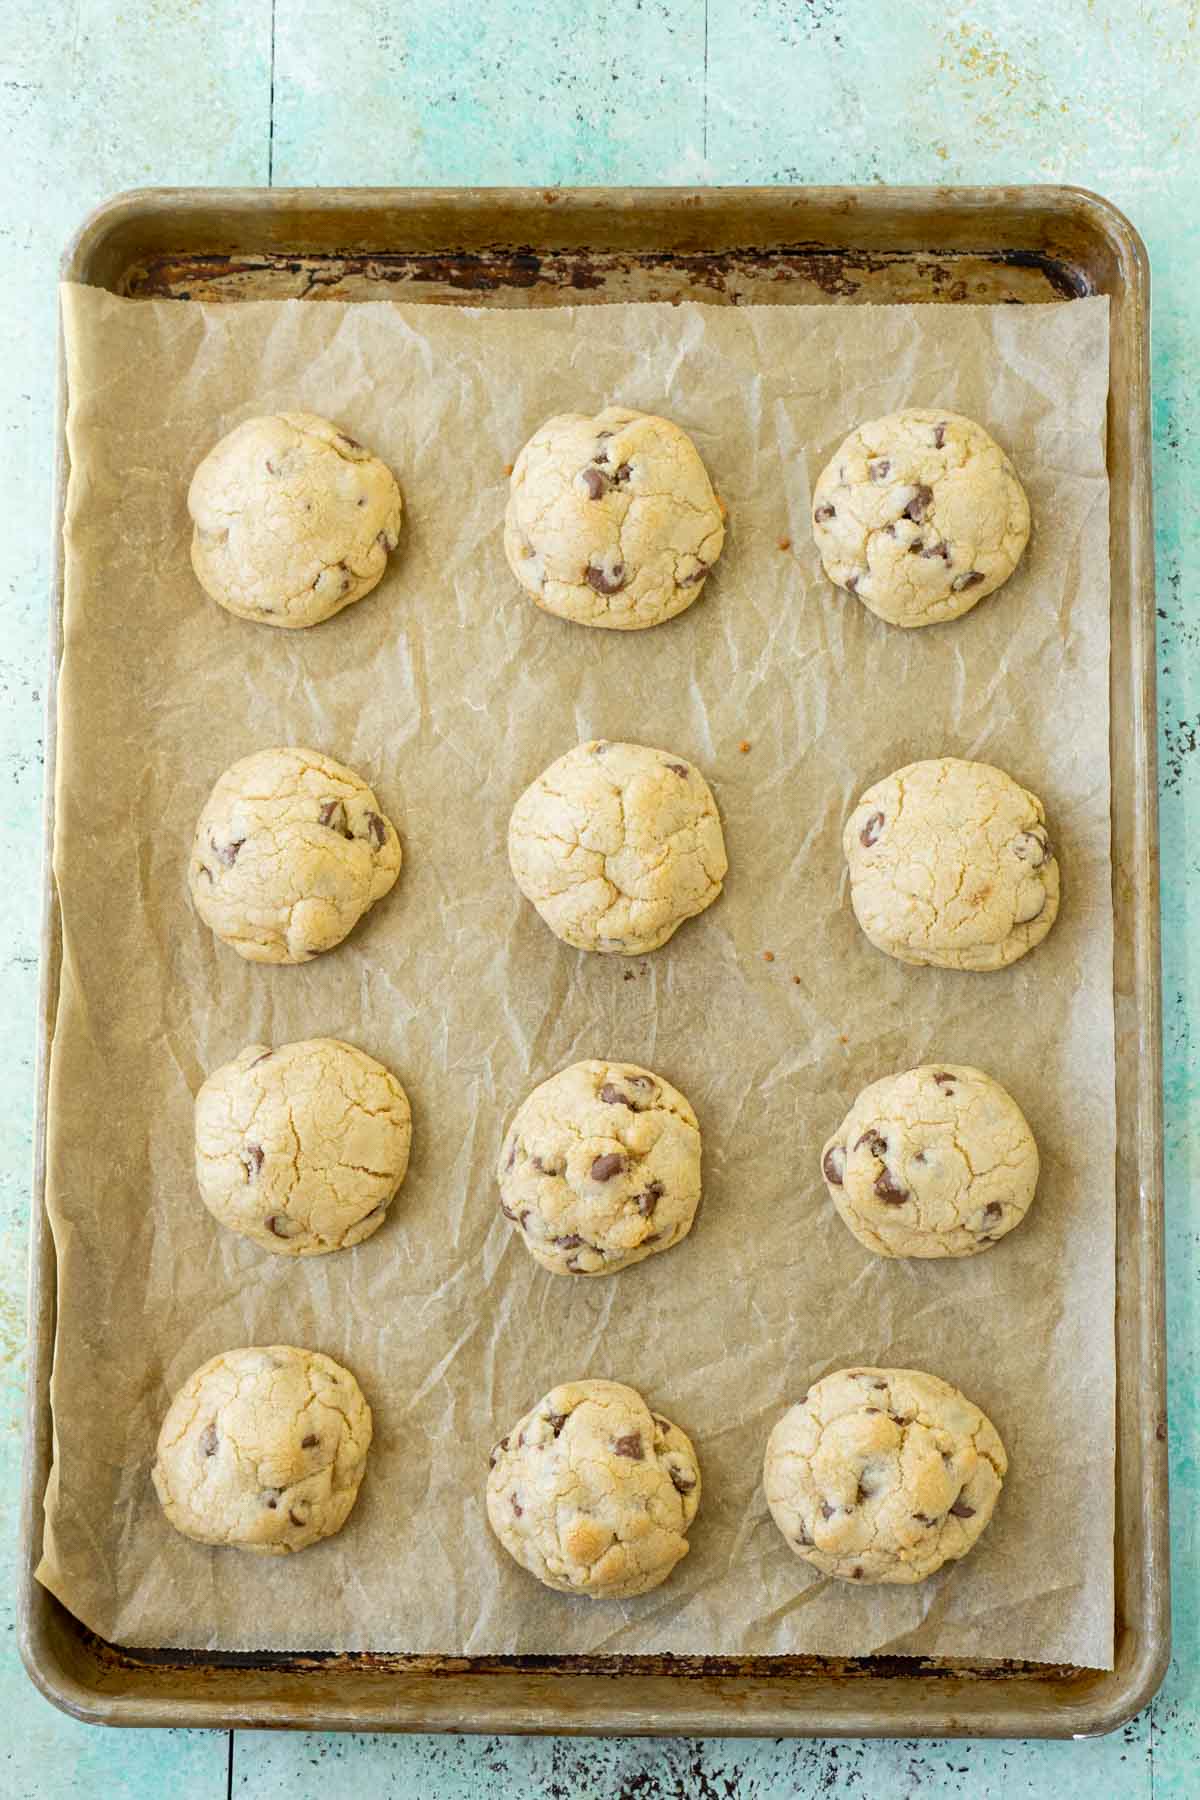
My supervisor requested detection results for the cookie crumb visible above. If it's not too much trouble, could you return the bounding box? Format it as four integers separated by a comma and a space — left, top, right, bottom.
777, 535, 791, 551
502, 462, 514, 476
793, 974, 801, 985
763, 950, 775, 963
739, 740, 751, 754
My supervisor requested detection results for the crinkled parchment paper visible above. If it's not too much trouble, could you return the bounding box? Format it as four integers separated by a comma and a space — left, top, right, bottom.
37, 283, 1114, 1666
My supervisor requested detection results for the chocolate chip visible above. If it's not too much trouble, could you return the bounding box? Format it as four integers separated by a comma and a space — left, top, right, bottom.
289, 1509, 305, 1527
912, 1512, 934, 1526
933, 1071, 956, 1090
590, 1152, 625, 1182
952, 570, 985, 592
669, 1466, 696, 1495
547, 1411, 568, 1437
266, 1215, 290, 1238
983, 1201, 1003, 1223
505, 1141, 516, 1172
933, 423, 947, 449
1013, 830, 1049, 866
856, 1479, 874, 1503
678, 561, 708, 585
921, 541, 951, 561
869, 458, 891, 481
636, 1179, 664, 1216
667, 762, 689, 778
599, 1083, 625, 1105
613, 1432, 644, 1460
511, 1495, 523, 1517
241, 1142, 264, 1181
851, 1566, 864, 1580
891, 1413, 913, 1427
499, 1201, 518, 1222
565, 1255, 586, 1273
949, 1497, 976, 1519
874, 1167, 909, 1205
873, 1381, 887, 1390
215, 837, 245, 867
579, 465, 608, 500
249, 1050, 273, 1067
856, 1130, 887, 1158
859, 810, 885, 848
902, 483, 933, 523
845, 572, 860, 592
814, 503, 836, 523
301, 1433, 319, 1449
864, 1406, 881, 1415
318, 798, 352, 837
820, 1501, 835, 1520
796, 1525, 814, 1546
822, 1144, 846, 1186
338, 433, 363, 450
489, 1435, 510, 1469
366, 811, 386, 848
586, 561, 627, 595
614, 462, 632, 484
198, 1423, 218, 1458
262, 1491, 280, 1510
531, 1154, 560, 1176
553, 1233, 584, 1249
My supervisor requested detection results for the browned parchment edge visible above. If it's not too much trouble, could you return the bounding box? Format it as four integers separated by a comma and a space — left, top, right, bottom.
20, 185, 1167, 1738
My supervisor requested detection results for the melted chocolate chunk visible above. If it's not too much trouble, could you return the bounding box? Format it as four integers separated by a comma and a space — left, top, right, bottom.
241, 1142, 264, 1180
822, 1144, 846, 1186
301, 1433, 319, 1449
590, 1152, 625, 1182
868, 458, 891, 481
859, 810, 885, 848
289, 1509, 306, 1527
902, 483, 933, 523
949, 1496, 976, 1519
874, 1167, 909, 1205
613, 1431, 644, 1461
951, 569, 985, 592
669, 1466, 696, 1495
814, 503, 836, 523
932, 422, 947, 449
215, 837, 245, 867
586, 561, 627, 595
636, 1179, 664, 1216
198, 1422, 218, 1458
366, 811, 387, 848
579, 465, 608, 500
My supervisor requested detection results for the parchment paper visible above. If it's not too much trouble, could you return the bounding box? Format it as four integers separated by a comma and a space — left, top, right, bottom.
38, 282, 1114, 1667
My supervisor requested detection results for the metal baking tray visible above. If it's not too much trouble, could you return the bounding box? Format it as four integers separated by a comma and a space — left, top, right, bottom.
21, 185, 1166, 1738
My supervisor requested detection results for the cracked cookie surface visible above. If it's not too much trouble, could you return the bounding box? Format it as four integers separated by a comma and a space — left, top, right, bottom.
152, 1345, 373, 1554
811, 408, 1030, 628
189, 412, 403, 627
821, 1064, 1038, 1259
764, 1366, 1006, 1584
195, 1038, 412, 1256
188, 746, 402, 964
497, 1060, 701, 1275
508, 739, 727, 954
487, 1378, 701, 1597
503, 406, 725, 629
844, 756, 1059, 971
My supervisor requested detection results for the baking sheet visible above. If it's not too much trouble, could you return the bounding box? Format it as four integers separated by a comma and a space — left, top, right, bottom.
38, 282, 1114, 1667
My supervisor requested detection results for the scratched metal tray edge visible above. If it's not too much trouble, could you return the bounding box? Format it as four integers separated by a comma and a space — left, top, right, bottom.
18, 184, 1168, 1739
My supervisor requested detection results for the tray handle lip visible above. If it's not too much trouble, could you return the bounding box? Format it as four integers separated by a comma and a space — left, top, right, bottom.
61, 180, 1152, 291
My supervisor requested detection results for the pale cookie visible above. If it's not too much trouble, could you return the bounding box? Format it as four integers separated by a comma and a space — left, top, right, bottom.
821, 1064, 1038, 1259
503, 406, 725, 629
195, 1039, 412, 1256
844, 757, 1059, 971
764, 1366, 1006, 1584
152, 1345, 372, 1555
497, 1060, 701, 1275
811, 408, 1030, 628
189, 412, 403, 627
188, 746, 402, 964
487, 1378, 700, 1598
508, 740, 727, 955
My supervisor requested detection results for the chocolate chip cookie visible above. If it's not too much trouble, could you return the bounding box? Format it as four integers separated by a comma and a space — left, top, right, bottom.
152, 1345, 373, 1554
764, 1366, 1007, 1584
497, 1060, 701, 1274
507, 740, 727, 954
811, 409, 1030, 627
504, 406, 725, 629
195, 1038, 412, 1256
188, 746, 402, 964
821, 1064, 1039, 1258
844, 757, 1059, 970
487, 1378, 701, 1598
189, 412, 403, 627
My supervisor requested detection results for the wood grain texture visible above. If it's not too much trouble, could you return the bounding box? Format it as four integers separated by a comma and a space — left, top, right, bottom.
2, 0, 1196, 1793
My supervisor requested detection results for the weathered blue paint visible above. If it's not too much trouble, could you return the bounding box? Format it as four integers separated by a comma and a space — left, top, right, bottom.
2, 1, 1196, 1794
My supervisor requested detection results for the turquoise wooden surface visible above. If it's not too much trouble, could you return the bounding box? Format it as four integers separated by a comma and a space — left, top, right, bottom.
1, 1, 1196, 1793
